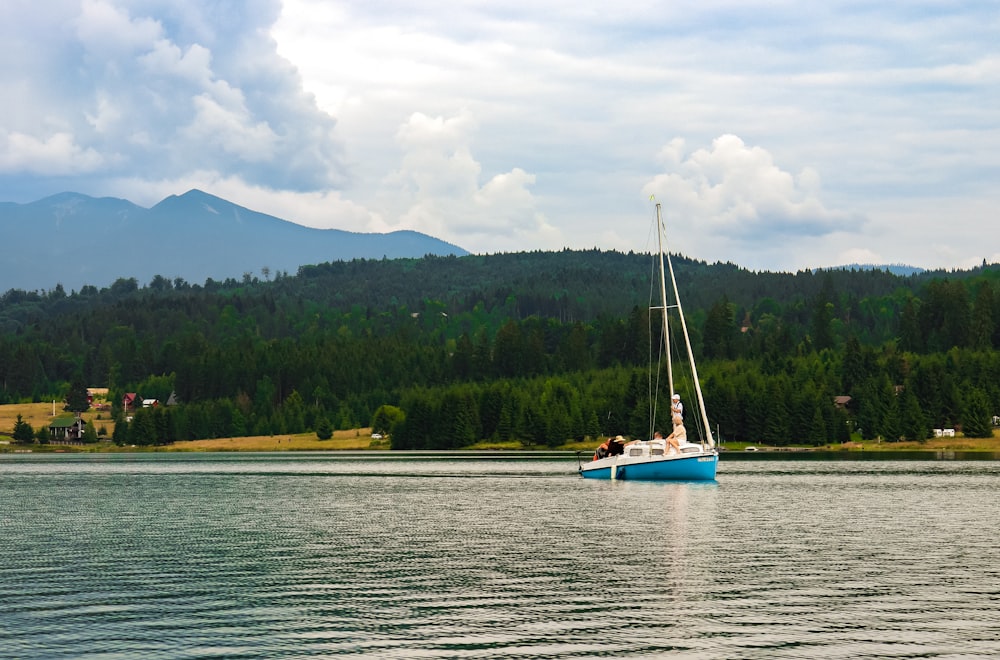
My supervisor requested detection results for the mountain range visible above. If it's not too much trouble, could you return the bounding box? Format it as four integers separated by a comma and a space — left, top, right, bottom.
0, 190, 468, 292
818, 263, 925, 277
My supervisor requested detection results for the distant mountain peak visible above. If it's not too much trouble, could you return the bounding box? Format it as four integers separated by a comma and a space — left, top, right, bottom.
178, 188, 231, 206
152, 188, 230, 210
38, 191, 91, 203
0, 190, 469, 291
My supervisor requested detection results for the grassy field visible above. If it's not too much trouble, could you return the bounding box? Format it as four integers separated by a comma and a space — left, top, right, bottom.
822, 434, 1000, 452
0, 402, 116, 436
3, 402, 999, 453
158, 429, 387, 452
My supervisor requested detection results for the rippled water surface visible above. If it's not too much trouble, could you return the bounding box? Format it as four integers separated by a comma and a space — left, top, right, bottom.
2, 453, 999, 659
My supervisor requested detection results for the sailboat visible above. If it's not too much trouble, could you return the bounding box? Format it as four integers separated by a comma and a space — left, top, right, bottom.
579, 203, 719, 481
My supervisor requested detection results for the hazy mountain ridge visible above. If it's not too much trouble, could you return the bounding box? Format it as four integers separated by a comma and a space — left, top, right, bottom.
817, 263, 925, 277
0, 190, 468, 291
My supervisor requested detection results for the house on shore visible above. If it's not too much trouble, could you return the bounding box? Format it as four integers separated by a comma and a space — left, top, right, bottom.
49, 416, 84, 443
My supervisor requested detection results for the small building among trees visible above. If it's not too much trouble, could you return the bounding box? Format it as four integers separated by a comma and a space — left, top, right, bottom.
49, 416, 84, 442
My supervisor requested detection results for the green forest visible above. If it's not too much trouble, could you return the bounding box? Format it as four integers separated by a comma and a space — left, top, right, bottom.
3, 250, 1000, 448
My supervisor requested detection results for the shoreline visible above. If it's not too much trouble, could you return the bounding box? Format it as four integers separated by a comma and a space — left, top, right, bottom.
4, 400, 999, 454
3, 437, 1000, 456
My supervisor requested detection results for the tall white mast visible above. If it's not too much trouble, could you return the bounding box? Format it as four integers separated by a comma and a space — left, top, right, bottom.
655, 204, 673, 400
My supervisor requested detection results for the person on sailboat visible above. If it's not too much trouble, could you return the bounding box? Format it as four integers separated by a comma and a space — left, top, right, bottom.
593, 439, 609, 460
671, 394, 683, 419
665, 414, 686, 454
593, 435, 626, 460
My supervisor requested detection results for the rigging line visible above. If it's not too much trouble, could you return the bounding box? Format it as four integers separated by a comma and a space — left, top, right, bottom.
647, 250, 660, 440
669, 329, 706, 443
650, 303, 667, 440
649, 211, 674, 441
657, 201, 714, 448
663, 243, 715, 448
654, 317, 668, 438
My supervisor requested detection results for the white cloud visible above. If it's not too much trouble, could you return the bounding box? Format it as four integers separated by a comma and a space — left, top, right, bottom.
75, 0, 163, 58
0, 132, 105, 174
180, 94, 279, 162
372, 111, 559, 251
138, 40, 214, 87
2, 0, 999, 272
0, 0, 345, 193
835, 247, 885, 268
84, 94, 123, 135
643, 135, 863, 240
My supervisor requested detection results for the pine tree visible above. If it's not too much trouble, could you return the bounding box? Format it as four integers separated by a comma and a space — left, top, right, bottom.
762, 380, 791, 446
519, 404, 547, 448
315, 417, 333, 440
584, 409, 601, 441
546, 408, 572, 448
497, 398, 514, 442
970, 283, 995, 349
113, 418, 129, 446
440, 387, 479, 448
840, 337, 866, 393
64, 377, 91, 414
898, 388, 928, 442
899, 297, 922, 352
805, 407, 827, 446
82, 419, 99, 443
962, 389, 993, 438
855, 378, 887, 441
703, 297, 735, 359
493, 321, 524, 378
477, 386, 504, 439
883, 388, 902, 442
452, 332, 474, 380
811, 300, 835, 352
129, 409, 156, 446
12, 414, 34, 443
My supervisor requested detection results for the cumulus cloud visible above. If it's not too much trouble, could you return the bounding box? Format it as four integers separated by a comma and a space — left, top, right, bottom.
0, 0, 345, 194
180, 94, 279, 162
101, 108, 559, 253
374, 111, 560, 251
2, 1, 998, 271
643, 135, 864, 240
0, 132, 105, 174
75, 0, 162, 58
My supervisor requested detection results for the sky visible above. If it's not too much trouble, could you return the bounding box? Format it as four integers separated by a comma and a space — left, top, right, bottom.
1, 0, 998, 272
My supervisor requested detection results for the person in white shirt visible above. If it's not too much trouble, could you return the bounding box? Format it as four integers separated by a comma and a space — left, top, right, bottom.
671, 393, 683, 419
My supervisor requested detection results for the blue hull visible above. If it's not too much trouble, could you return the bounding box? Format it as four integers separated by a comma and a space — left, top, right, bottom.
580, 453, 718, 481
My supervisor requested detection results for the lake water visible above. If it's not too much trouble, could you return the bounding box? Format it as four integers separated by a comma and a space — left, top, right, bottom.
2, 453, 999, 659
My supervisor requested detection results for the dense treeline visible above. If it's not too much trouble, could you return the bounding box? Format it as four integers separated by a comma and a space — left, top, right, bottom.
3, 251, 1000, 447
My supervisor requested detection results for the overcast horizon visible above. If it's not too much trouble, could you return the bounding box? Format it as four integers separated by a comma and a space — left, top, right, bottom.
2, 1, 997, 273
